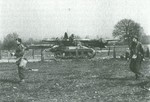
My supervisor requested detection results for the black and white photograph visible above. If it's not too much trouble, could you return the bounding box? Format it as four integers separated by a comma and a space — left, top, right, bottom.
0, 0, 150, 101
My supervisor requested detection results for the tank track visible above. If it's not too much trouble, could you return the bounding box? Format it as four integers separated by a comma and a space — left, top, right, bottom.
54, 48, 96, 59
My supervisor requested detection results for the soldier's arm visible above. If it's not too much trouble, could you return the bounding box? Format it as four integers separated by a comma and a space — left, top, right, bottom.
20, 44, 26, 56
129, 43, 134, 58
140, 43, 144, 57
14, 44, 26, 57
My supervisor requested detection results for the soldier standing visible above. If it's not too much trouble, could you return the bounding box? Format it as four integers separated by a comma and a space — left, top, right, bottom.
129, 37, 144, 79
69, 34, 75, 45
11, 38, 27, 83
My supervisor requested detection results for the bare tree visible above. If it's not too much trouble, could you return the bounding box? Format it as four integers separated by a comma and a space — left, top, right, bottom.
112, 19, 145, 47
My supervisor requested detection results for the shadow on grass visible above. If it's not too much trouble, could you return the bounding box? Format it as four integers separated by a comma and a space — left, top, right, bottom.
94, 76, 150, 87
96, 76, 136, 81
0, 78, 19, 84
128, 81, 149, 88
101, 76, 150, 88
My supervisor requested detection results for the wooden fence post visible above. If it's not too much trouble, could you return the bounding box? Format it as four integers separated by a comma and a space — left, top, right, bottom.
113, 44, 116, 59
108, 46, 110, 56
41, 49, 44, 62
32, 49, 35, 59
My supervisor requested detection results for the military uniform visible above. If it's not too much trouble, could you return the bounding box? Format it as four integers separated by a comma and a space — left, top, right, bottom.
129, 41, 144, 79
14, 43, 27, 81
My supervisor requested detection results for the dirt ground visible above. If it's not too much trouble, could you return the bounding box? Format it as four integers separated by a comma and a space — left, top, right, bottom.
0, 58, 150, 102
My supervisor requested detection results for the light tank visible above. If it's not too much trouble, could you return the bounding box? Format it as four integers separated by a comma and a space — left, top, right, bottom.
50, 44, 96, 59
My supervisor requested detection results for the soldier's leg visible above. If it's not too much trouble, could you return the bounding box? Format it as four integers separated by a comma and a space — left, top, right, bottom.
135, 61, 144, 78
130, 59, 141, 79
129, 59, 136, 73
18, 66, 25, 81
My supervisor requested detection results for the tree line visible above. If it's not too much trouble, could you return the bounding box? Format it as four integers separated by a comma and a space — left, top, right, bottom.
112, 19, 147, 46
0, 19, 149, 50
0, 33, 41, 50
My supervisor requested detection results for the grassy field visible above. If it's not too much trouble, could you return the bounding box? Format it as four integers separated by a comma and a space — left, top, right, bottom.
0, 58, 150, 102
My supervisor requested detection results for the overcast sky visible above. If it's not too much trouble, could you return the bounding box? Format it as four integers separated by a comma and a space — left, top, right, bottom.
0, 0, 150, 40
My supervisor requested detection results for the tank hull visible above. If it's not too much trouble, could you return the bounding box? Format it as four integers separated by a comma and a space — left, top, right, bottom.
51, 46, 96, 59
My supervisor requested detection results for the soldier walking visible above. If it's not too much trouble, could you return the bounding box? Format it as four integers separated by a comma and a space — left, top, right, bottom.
129, 37, 144, 79
11, 38, 27, 83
